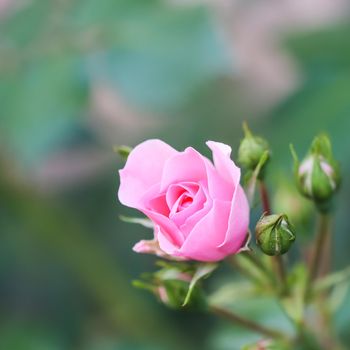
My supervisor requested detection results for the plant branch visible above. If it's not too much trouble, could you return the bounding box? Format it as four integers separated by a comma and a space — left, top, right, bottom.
259, 180, 271, 214
209, 305, 288, 341
230, 252, 276, 289
309, 213, 331, 282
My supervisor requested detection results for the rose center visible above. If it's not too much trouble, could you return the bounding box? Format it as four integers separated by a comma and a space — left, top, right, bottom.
165, 183, 200, 218
178, 195, 193, 210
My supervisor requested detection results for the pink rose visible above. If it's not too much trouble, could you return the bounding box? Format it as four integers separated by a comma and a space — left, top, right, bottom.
118, 139, 250, 262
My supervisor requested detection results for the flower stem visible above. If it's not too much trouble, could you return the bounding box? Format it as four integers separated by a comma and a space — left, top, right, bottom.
230, 252, 276, 288
310, 213, 331, 282
209, 304, 288, 340
259, 180, 286, 287
259, 180, 271, 214
241, 251, 276, 283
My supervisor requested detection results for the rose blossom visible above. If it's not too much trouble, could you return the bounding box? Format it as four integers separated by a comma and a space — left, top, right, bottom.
118, 139, 250, 262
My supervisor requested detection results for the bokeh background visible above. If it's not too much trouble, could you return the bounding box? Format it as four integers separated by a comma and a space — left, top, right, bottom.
1, 0, 350, 349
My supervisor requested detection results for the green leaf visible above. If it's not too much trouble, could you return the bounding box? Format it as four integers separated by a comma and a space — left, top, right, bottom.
182, 263, 217, 306
314, 266, 350, 294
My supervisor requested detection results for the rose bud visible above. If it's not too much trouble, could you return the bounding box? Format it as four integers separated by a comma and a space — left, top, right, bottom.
118, 139, 249, 262
133, 266, 205, 309
238, 122, 270, 172
156, 278, 204, 309
291, 135, 340, 211
256, 214, 295, 256
115, 145, 132, 161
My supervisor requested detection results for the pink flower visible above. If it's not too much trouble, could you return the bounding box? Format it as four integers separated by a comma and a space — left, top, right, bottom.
118, 139, 250, 262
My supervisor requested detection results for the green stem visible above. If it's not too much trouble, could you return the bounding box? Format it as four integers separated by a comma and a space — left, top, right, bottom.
309, 213, 331, 282
230, 252, 276, 289
275, 255, 287, 291
259, 180, 271, 214
242, 251, 276, 283
209, 305, 288, 341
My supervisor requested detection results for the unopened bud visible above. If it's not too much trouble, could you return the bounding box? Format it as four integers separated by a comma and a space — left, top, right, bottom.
292, 134, 340, 208
114, 145, 132, 161
238, 122, 270, 172
256, 214, 295, 256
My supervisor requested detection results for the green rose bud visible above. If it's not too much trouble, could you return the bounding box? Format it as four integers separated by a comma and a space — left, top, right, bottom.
114, 145, 132, 161
238, 122, 270, 172
256, 214, 295, 256
291, 134, 340, 210
133, 262, 207, 310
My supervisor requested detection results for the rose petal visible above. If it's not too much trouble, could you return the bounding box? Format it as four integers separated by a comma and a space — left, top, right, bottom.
204, 161, 234, 201
133, 238, 168, 258
160, 147, 208, 192
166, 182, 199, 211
139, 184, 185, 246
118, 139, 177, 207
206, 141, 249, 251
169, 185, 207, 228
156, 226, 183, 257
179, 200, 231, 261
219, 185, 249, 253
206, 141, 240, 185
179, 187, 212, 237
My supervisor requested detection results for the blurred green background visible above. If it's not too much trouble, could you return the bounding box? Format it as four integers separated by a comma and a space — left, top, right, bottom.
1, 0, 350, 349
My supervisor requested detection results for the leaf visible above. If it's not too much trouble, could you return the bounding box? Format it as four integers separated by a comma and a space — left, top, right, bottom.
182, 263, 217, 306
313, 266, 350, 294
329, 281, 350, 313
119, 215, 154, 229
334, 281, 350, 338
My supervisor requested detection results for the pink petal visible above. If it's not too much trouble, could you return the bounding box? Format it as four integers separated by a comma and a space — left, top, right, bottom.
169, 185, 207, 228
206, 141, 240, 185
179, 200, 231, 261
219, 185, 250, 254
118, 139, 177, 208
156, 226, 183, 257
140, 184, 185, 246
133, 238, 168, 258
206, 141, 249, 251
160, 147, 208, 192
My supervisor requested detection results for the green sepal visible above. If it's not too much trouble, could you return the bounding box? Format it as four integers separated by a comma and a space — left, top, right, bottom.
119, 215, 153, 229
133, 261, 217, 310
183, 263, 218, 306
